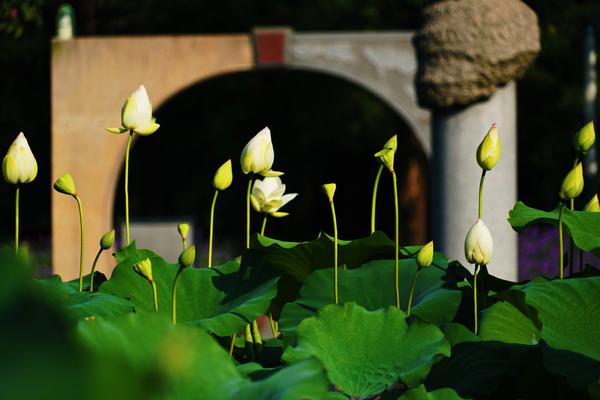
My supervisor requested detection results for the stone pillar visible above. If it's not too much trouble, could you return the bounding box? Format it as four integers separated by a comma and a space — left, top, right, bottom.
413, 0, 540, 280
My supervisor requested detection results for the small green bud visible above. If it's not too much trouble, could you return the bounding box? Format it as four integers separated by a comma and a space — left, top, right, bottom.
559, 162, 584, 201
573, 121, 595, 153
374, 134, 397, 172
416, 241, 434, 268
178, 245, 196, 268
53, 173, 77, 196
177, 223, 190, 241
584, 194, 600, 212
133, 258, 153, 282
100, 229, 115, 250
212, 159, 233, 191
476, 124, 501, 171
322, 183, 336, 202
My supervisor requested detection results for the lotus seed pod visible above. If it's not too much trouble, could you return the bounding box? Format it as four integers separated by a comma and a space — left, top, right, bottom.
476, 124, 501, 171
464, 219, 493, 265
133, 258, 153, 282
2, 132, 38, 185
559, 162, 584, 201
100, 229, 115, 250
177, 223, 190, 240
322, 183, 336, 202
178, 245, 196, 268
584, 194, 600, 212
416, 241, 434, 268
212, 159, 233, 191
573, 121, 595, 153
53, 173, 77, 196
374, 134, 397, 172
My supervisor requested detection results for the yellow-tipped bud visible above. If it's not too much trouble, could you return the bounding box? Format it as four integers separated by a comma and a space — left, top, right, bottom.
584, 194, 600, 212
177, 223, 190, 241
476, 124, 501, 171
559, 162, 584, 201
464, 219, 493, 265
212, 159, 233, 191
374, 134, 397, 172
106, 85, 160, 136
178, 245, 196, 268
133, 258, 153, 282
2, 132, 38, 185
573, 121, 595, 153
322, 183, 336, 202
53, 173, 77, 196
416, 241, 434, 268
100, 229, 115, 250
240, 127, 283, 177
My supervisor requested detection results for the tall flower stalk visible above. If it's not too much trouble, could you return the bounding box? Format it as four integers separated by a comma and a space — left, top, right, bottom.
558, 162, 584, 279
322, 183, 338, 304
172, 245, 195, 324
370, 165, 383, 233
371, 135, 396, 234
208, 160, 233, 267
106, 85, 160, 246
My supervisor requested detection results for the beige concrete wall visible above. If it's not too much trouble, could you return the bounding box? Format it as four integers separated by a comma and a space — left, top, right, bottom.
51, 35, 254, 279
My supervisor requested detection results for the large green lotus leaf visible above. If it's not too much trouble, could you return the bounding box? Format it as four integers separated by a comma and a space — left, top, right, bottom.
508, 201, 600, 254
32, 275, 134, 319
479, 301, 540, 345
283, 302, 450, 398
99, 243, 278, 336
279, 259, 460, 337
397, 385, 466, 400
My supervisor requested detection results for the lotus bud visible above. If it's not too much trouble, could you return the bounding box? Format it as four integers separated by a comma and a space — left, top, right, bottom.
53, 173, 77, 196
573, 121, 595, 153
100, 229, 115, 250
374, 134, 397, 172
476, 123, 501, 171
240, 127, 283, 177
106, 85, 160, 135
2, 132, 38, 185
584, 194, 600, 212
464, 219, 493, 265
416, 241, 434, 268
177, 223, 190, 241
178, 245, 196, 268
133, 258, 153, 282
322, 183, 336, 203
559, 162, 584, 201
212, 159, 233, 191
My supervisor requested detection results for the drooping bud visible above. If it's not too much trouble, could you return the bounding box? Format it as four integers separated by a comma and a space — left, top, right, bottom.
2, 132, 38, 185
322, 183, 336, 202
100, 229, 115, 250
559, 162, 584, 201
573, 121, 595, 153
584, 194, 600, 212
212, 159, 233, 191
133, 258, 153, 282
476, 124, 501, 171
177, 223, 190, 241
374, 134, 397, 172
416, 241, 434, 268
178, 245, 196, 268
53, 173, 77, 196
464, 219, 493, 265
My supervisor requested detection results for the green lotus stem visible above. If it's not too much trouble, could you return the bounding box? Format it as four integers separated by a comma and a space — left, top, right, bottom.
89, 248, 103, 293
182, 237, 187, 251
261, 215, 268, 236
229, 333, 236, 358
478, 170, 486, 219
244, 324, 255, 361
171, 267, 184, 324
392, 171, 400, 308
208, 189, 219, 268
151, 280, 159, 312
124, 131, 134, 245
251, 319, 263, 345
246, 176, 253, 249
14, 185, 19, 254
328, 199, 339, 304
473, 264, 479, 335
569, 198, 574, 277
268, 312, 277, 337
75, 195, 85, 293
406, 267, 421, 317
558, 203, 566, 279
371, 165, 383, 233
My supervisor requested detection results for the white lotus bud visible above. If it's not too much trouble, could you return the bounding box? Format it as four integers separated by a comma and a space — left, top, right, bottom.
240, 127, 283, 177
2, 132, 38, 185
464, 219, 493, 265
106, 85, 160, 136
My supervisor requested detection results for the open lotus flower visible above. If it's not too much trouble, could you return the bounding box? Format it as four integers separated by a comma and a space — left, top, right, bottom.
2, 132, 37, 185
240, 127, 283, 177
106, 85, 160, 135
464, 219, 493, 265
251, 177, 297, 217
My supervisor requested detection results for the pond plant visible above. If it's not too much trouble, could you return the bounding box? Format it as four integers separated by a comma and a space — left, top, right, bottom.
3, 85, 600, 399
